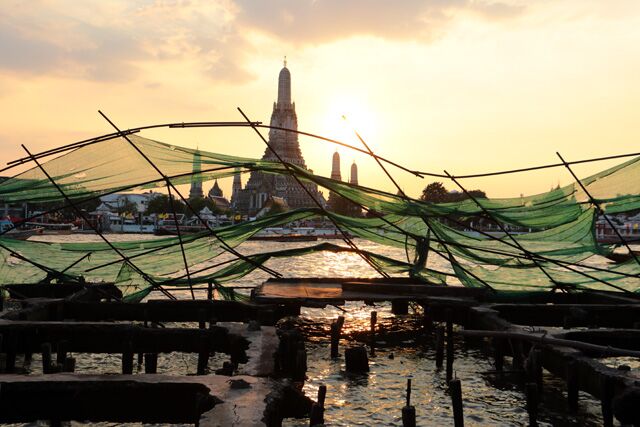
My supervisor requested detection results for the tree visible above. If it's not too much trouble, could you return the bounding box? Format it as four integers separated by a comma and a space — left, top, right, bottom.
420, 182, 449, 203
188, 196, 220, 214
146, 194, 186, 215
116, 197, 138, 215
420, 182, 487, 203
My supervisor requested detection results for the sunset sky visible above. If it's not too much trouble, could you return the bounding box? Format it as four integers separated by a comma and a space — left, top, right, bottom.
1, 0, 639, 200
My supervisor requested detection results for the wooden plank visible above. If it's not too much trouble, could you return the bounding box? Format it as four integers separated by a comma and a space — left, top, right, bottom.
0, 321, 247, 355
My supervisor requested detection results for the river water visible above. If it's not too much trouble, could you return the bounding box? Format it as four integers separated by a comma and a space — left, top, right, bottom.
24, 235, 625, 425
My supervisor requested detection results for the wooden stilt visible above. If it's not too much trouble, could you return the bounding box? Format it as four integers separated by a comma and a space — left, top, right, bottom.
567, 361, 579, 412
601, 376, 614, 427
330, 316, 345, 359
402, 379, 416, 427
449, 378, 464, 427
144, 353, 158, 374
122, 341, 133, 375
41, 342, 52, 374
446, 310, 454, 382
370, 311, 377, 357
435, 326, 445, 369
525, 382, 539, 426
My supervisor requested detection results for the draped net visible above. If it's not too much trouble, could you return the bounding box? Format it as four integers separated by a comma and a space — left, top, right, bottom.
0, 133, 638, 301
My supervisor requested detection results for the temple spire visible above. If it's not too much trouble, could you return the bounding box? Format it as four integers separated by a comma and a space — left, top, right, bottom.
277, 58, 291, 106
331, 151, 342, 181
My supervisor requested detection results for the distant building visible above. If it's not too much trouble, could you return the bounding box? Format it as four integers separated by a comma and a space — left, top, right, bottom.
207, 180, 230, 210
327, 152, 361, 216
99, 191, 161, 213
233, 60, 326, 215
189, 149, 204, 199
350, 161, 358, 185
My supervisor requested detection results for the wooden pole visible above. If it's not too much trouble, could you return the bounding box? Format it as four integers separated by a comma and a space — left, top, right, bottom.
330, 316, 345, 359
493, 338, 504, 373
435, 326, 445, 369
402, 378, 416, 427
370, 311, 377, 357
525, 382, 539, 426
197, 336, 209, 375
122, 340, 134, 374
144, 353, 158, 374
207, 281, 213, 301
567, 361, 579, 412
41, 342, 52, 374
309, 384, 327, 426
446, 309, 454, 382
601, 376, 614, 427
449, 378, 464, 427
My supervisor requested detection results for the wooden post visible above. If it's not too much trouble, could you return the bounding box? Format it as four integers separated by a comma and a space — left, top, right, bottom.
449, 378, 464, 427
5, 350, 16, 373
525, 382, 539, 426
198, 309, 206, 329
309, 384, 327, 426
446, 310, 454, 382
144, 353, 158, 374
330, 315, 345, 359
122, 340, 133, 375
511, 339, 524, 371
567, 361, 579, 412
402, 378, 416, 427
370, 311, 377, 357
435, 326, 445, 369
601, 376, 614, 427
56, 340, 67, 366
41, 342, 52, 374
207, 281, 213, 301
493, 338, 504, 373
137, 352, 144, 365
63, 357, 76, 373
197, 336, 209, 375
345, 346, 369, 373
392, 300, 409, 315
531, 349, 543, 392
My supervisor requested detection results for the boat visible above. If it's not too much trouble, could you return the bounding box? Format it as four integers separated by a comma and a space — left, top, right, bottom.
248, 227, 319, 242
25, 221, 76, 235
0, 219, 44, 240
604, 250, 640, 264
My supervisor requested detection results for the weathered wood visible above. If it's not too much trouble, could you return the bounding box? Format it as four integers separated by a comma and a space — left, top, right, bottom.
197, 336, 209, 375
309, 384, 327, 426
59, 300, 285, 326
345, 346, 369, 373
525, 382, 539, 426
0, 375, 219, 424
601, 376, 614, 427
435, 326, 445, 369
41, 342, 53, 374
401, 405, 416, 427
122, 340, 134, 375
449, 378, 464, 427
0, 321, 247, 355
330, 316, 345, 359
62, 357, 76, 373
144, 353, 158, 374
391, 300, 409, 315
446, 310, 454, 382
458, 329, 640, 358
3, 283, 121, 301
370, 311, 377, 356
566, 361, 579, 412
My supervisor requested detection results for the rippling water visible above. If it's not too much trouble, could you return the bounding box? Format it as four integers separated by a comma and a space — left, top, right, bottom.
25, 234, 627, 425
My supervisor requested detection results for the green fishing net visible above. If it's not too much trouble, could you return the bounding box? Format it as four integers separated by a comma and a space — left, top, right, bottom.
0, 133, 638, 299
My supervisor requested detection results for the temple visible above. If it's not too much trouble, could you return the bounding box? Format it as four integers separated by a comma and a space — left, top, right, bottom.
232, 60, 326, 216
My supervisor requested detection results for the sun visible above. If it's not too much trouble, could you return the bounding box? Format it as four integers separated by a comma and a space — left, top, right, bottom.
321, 95, 380, 150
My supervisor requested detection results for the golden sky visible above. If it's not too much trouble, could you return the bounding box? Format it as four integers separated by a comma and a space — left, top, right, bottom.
1, 0, 639, 200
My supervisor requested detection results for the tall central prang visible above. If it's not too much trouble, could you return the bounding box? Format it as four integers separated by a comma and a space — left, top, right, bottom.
232, 59, 326, 216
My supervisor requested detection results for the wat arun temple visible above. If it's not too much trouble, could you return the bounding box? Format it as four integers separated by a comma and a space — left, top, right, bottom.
232, 61, 327, 216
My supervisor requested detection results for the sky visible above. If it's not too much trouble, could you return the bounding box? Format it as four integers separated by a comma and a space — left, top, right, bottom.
1, 0, 639, 200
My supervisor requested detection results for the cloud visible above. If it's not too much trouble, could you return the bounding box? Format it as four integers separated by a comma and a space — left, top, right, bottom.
233, 0, 525, 44
0, 0, 524, 83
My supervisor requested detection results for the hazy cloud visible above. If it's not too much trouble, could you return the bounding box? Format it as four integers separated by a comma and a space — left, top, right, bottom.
234, 0, 525, 44
0, 0, 524, 83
